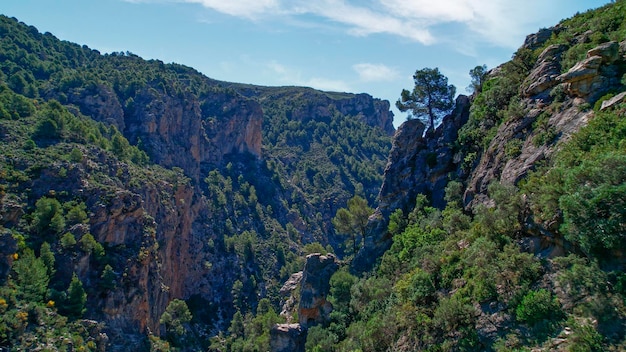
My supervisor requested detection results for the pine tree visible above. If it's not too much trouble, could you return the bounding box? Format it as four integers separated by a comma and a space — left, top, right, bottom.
64, 273, 86, 319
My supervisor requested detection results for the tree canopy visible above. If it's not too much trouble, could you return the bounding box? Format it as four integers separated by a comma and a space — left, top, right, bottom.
396, 67, 456, 130
332, 195, 374, 254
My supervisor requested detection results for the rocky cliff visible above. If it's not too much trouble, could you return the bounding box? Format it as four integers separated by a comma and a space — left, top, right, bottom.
466, 39, 626, 207
356, 26, 626, 271
229, 85, 395, 136
353, 95, 469, 271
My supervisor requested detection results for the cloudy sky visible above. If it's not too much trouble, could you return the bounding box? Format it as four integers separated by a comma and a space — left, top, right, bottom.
3, 0, 610, 127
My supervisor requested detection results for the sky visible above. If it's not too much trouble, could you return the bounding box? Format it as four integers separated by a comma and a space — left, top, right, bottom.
2, 0, 611, 127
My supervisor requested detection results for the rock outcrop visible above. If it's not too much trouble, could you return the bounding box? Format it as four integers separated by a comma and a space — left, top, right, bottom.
601, 91, 626, 110
523, 44, 568, 97
557, 41, 622, 100
125, 87, 263, 183
270, 324, 306, 352
298, 253, 339, 327
270, 254, 339, 351
466, 40, 626, 207
279, 271, 303, 323
65, 83, 126, 132
336, 93, 395, 136
353, 96, 470, 271
230, 85, 395, 136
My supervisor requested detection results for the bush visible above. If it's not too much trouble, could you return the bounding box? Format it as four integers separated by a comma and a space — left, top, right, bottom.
515, 289, 562, 325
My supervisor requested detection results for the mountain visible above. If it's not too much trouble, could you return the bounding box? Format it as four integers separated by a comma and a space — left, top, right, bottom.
1, 1, 626, 351
0, 14, 392, 351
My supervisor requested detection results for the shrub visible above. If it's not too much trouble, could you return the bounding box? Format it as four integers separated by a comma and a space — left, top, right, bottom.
515, 289, 562, 325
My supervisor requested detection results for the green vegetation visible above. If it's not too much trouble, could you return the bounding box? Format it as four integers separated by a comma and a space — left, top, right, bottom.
0, 12, 390, 350
332, 195, 374, 255
1, 1, 626, 350
396, 67, 456, 129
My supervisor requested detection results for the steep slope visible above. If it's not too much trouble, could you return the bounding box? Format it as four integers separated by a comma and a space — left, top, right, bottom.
0, 14, 392, 350
300, 2, 626, 351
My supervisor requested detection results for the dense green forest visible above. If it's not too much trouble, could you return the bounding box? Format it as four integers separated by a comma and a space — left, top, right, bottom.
1, 0, 626, 351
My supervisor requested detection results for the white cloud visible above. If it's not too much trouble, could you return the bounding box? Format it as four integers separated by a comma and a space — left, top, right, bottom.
184, 0, 281, 19
353, 63, 399, 82
127, 0, 596, 48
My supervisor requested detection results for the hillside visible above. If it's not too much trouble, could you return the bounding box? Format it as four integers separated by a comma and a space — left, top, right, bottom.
300, 1, 626, 351
1, 1, 626, 351
0, 14, 392, 351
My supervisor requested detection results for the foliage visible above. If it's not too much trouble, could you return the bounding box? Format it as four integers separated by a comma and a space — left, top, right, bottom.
515, 289, 562, 325
62, 273, 87, 320
12, 249, 49, 303
332, 195, 374, 255
468, 64, 488, 94
524, 108, 626, 255
160, 299, 192, 343
396, 67, 456, 130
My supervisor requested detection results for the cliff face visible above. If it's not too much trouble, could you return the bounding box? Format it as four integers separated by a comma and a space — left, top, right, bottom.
353, 95, 469, 271
377, 95, 470, 213
56, 81, 263, 183
230, 85, 395, 136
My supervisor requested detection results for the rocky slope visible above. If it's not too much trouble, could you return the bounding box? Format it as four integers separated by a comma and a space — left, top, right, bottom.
358, 18, 626, 272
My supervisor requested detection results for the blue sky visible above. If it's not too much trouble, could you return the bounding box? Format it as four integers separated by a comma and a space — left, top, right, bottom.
3, 0, 610, 127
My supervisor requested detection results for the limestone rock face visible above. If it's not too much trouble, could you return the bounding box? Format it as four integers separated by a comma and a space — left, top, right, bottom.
270, 324, 306, 352
466, 40, 625, 208
464, 99, 593, 207
336, 93, 395, 136
233, 86, 395, 136
298, 253, 339, 327
279, 271, 303, 322
523, 27, 557, 50
377, 95, 470, 213
523, 44, 568, 97
557, 41, 621, 100
65, 83, 126, 132
601, 91, 626, 110
126, 87, 263, 182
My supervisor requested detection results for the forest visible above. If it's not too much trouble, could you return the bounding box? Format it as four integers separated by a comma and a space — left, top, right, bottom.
1, 1, 626, 351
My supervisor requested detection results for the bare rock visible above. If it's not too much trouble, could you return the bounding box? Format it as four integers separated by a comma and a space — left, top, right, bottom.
601, 91, 626, 110
126, 87, 263, 183
298, 253, 339, 327
523, 27, 555, 50
523, 44, 568, 97
557, 42, 621, 100
352, 96, 470, 272
465, 99, 592, 207
270, 324, 306, 352
65, 83, 126, 132
587, 41, 620, 64
279, 271, 303, 322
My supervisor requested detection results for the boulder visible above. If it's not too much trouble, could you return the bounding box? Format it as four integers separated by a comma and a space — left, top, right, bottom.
270, 324, 306, 352
523, 27, 555, 50
587, 41, 620, 64
557, 42, 620, 99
